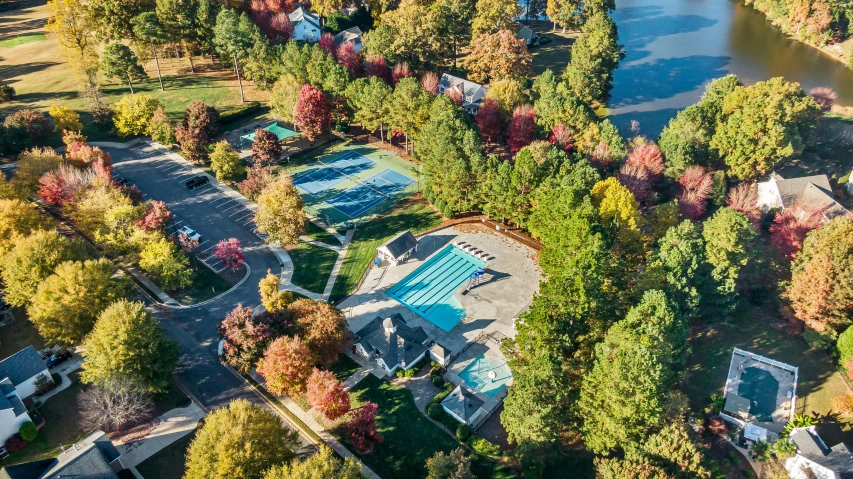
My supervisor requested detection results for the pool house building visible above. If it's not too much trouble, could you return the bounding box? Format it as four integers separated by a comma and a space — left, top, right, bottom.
376, 231, 418, 266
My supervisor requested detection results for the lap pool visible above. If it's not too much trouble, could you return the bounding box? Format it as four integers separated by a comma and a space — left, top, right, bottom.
386, 244, 485, 331
459, 354, 512, 398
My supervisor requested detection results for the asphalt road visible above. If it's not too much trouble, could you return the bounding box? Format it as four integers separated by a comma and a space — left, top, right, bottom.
105, 142, 315, 454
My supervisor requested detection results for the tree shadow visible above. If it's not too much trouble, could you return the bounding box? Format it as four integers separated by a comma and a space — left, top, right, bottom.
609, 55, 730, 108
0, 61, 59, 81
618, 14, 718, 51
606, 107, 684, 139
0, 18, 45, 38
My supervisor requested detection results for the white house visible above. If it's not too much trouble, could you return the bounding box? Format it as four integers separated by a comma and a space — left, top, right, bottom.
353, 314, 430, 375
0, 346, 50, 400
376, 231, 418, 266
438, 74, 489, 114
517, 25, 539, 45
333, 26, 364, 53
441, 385, 488, 427
785, 426, 853, 479
0, 378, 31, 446
756, 172, 850, 220
1, 430, 126, 478
289, 6, 322, 43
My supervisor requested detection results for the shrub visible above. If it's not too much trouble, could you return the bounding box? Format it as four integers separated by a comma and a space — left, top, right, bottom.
467, 435, 501, 457
18, 422, 37, 442
434, 198, 446, 213
431, 376, 444, 388
3, 433, 28, 452
49, 105, 82, 133
456, 424, 472, 441
220, 102, 262, 125
33, 373, 54, 396
442, 205, 453, 219
707, 415, 727, 435
50, 373, 62, 387
4, 109, 50, 142
113, 94, 162, 136
404, 368, 415, 378
395, 369, 404, 378
743, 470, 754, 478
427, 403, 442, 419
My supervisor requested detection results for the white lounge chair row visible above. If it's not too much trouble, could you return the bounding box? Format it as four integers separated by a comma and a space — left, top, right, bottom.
454, 241, 492, 260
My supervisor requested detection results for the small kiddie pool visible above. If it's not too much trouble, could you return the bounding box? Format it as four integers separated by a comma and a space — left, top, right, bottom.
386, 244, 485, 332
458, 354, 512, 398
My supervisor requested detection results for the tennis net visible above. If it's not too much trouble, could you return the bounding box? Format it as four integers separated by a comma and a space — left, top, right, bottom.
316, 157, 391, 200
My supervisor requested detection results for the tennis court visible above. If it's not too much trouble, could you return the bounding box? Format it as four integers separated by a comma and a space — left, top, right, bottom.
292, 152, 377, 195
326, 169, 416, 218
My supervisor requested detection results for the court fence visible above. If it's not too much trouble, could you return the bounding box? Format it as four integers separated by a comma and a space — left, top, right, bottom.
303, 180, 421, 230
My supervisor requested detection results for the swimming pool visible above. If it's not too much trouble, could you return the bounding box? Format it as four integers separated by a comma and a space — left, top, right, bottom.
386, 244, 486, 331
458, 354, 513, 398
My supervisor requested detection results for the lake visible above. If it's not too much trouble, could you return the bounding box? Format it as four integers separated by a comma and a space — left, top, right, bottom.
606, 0, 853, 137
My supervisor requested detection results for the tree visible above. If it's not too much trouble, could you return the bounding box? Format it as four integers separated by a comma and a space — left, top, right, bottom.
810, 86, 837, 113
710, 77, 821, 180
337, 42, 362, 76
365, 54, 392, 84
48, 105, 83, 133
386, 77, 432, 151
113, 94, 162, 136
46, 0, 100, 84
255, 175, 306, 246
372, 2, 443, 68
422, 71, 440, 94
770, 204, 823, 261
346, 402, 383, 454
563, 12, 621, 105
677, 165, 713, 220
475, 98, 502, 143
259, 270, 293, 313
213, 9, 257, 102
0, 200, 49, 255
486, 79, 526, 124
290, 298, 349, 366
465, 30, 532, 83
507, 104, 536, 153
306, 368, 351, 420
135, 200, 171, 233
81, 299, 178, 394
4, 110, 50, 143
100, 43, 147, 93
239, 165, 274, 200
29, 259, 128, 345
591, 177, 643, 260
214, 238, 245, 271
175, 125, 209, 163
139, 236, 193, 290
263, 445, 362, 478
702, 207, 757, 315
726, 183, 761, 227
656, 220, 713, 321
184, 100, 222, 138
218, 305, 280, 373
346, 77, 393, 141
294, 84, 331, 141
471, 0, 521, 37
437, 0, 476, 68
269, 74, 302, 123
257, 335, 314, 396
0, 79, 15, 104
132, 12, 166, 91
1, 229, 85, 307
184, 399, 301, 479
426, 448, 473, 479
78, 377, 153, 433
787, 216, 853, 332
251, 128, 282, 165
392, 62, 413, 85
147, 107, 175, 145
210, 140, 245, 182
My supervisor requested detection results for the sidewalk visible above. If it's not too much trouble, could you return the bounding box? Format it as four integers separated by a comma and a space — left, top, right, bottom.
37, 356, 82, 402
322, 229, 356, 301
115, 401, 206, 471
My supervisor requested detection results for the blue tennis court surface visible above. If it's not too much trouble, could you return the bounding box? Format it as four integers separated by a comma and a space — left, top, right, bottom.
387, 245, 486, 331
293, 152, 377, 195
325, 169, 416, 218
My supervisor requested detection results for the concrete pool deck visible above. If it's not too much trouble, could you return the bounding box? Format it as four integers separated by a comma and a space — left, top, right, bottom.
339, 223, 542, 361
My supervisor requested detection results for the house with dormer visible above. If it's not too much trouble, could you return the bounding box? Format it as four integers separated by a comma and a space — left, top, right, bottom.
438, 74, 489, 114
289, 6, 322, 43
757, 172, 850, 221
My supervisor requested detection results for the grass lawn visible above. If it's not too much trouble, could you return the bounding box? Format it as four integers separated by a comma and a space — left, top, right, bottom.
0, 33, 45, 48
136, 429, 196, 479
152, 384, 192, 417
329, 353, 361, 382
529, 26, 578, 78
0, 312, 46, 358
329, 195, 442, 303
287, 241, 339, 294
338, 375, 518, 479
167, 257, 237, 305
305, 221, 341, 245
683, 306, 853, 446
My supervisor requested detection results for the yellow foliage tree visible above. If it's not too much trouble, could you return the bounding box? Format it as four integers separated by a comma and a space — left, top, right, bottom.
49, 105, 83, 133
591, 177, 644, 260
254, 175, 306, 246
259, 270, 293, 313
45, 0, 100, 84
113, 94, 162, 136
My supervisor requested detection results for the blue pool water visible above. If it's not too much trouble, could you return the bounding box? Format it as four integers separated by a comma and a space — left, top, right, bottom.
386, 244, 486, 332
458, 354, 513, 398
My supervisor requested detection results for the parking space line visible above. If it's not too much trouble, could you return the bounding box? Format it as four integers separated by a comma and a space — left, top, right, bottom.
242, 218, 256, 227
221, 203, 242, 212
193, 185, 214, 194
233, 212, 253, 222
229, 209, 249, 217
200, 244, 218, 254
162, 164, 184, 172
210, 197, 233, 206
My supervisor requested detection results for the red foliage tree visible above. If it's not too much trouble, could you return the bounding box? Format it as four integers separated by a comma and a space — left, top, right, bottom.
268, 12, 294, 42
251, 127, 282, 165
626, 144, 665, 180
257, 335, 314, 396
549, 123, 574, 154
263, 0, 296, 12
135, 200, 172, 233
92, 158, 112, 180
174, 125, 209, 164
38, 171, 67, 206
4, 109, 50, 142
769, 204, 823, 261
809, 87, 837, 113
421, 72, 439, 94
319, 33, 337, 58
214, 237, 245, 271
66, 142, 112, 168
475, 98, 501, 144
217, 304, 275, 374
294, 85, 331, 142
238, 165, 274, 200
183, 100, 221, 138
346, 402, 383, 454
445, 88, 463, 106
337, 42, 362, 77
250, 0, 294, 41
589, 141, 613, 169
506, 104, 536, 153
617, 163, 652, 203
306, 368, 351, 420
726, 183, 762, 227
391, 62, 412, 86
364, 54, 392, 84
677, 165, 713, 220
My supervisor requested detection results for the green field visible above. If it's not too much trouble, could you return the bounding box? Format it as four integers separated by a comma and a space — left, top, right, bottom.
305, 221, 341, 245
287, 241, 339, 294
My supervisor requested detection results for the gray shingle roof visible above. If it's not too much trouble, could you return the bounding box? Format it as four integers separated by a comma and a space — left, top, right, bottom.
0, 460, 54, 479
0, 378, 15, 397
791, 427, 853, 477
333, 27, 363, 47
380, 231, 417, 259
289, 6, 321, 30
429, 342, 451, 361
354, 314, 429, 369
0, 347, 46, 388
38, 432, 121, 479
441, 385, 484, 422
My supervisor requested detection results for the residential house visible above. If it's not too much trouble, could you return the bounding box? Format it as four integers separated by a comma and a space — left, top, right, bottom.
376, 231, 418, 266
756, 172, 850, 220
785, 426, 853, 479
0, 431, 125, 479
438, 74, 489, 114
0, 347, 50, 400
441, 385, 487, 427
517, 25, 539, 45
289, 6, 322, 43
0, 379, 31, 446
353, 314, 430, 375
333, 26, 363, 53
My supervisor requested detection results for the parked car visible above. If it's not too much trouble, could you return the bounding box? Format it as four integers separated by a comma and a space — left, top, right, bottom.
177, 225, 201, 242
185, 176, 209, 190
46, 350, 72, 369
116, 177, 129, 186
38, 348, 52, 360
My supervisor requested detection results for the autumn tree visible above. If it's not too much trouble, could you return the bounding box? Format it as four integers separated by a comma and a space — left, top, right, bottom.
306, 368, 351, 420
391, 62, 413, 85
269, 74, 302, 123
787, 216, 853, 332
49, 105, 83, 133
147, 107, 175, 145
507, 104, 536, 153
238, 165, 274, 200
263, 446, 362, 479
290, 298, 350, 366
770, 204, 823, 261
184, 399, 301, 479
810, 86, 837, 113
371, 2, 443, 68
78, 377, 153, 434
251, 128, 282, 165
255, 175, 306, 246
259, 270, 293, 313
29, 259, 129, 345
139, 236, 193, 290
113, 94, 162, 136
135, 200, 171, 233
175, 126, 209, 164
471, 0, 521, 36
184, 100, 222, 138
677, 165, 713, 220
294, 84, 331, 141
213, 238, 245, 271
337, 42, 362, 76
475, 98, 502, 143
46, 0, 100, 84
422, 71, 440, 94
218, 305, 278, 373
0, 199, 50, 255
257, 335, 314, 395
1, 229, 85, 307
346, 402, 383, 454
100, 43, 147, 93
426, 448, 473, 479
726, 183, 761, 226
210, 140, 245, 182
549, 123, 574, 154
81, 299, 178, 393
465, 30, 532, 83
563, 12, 621, 105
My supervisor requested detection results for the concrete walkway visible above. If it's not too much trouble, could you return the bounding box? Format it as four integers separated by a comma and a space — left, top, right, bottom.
116, 401, 206, 474
300, 236, 341, 251
322, 229, 356, 301
342, 368, 371, 391
37, 356, 82, 402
